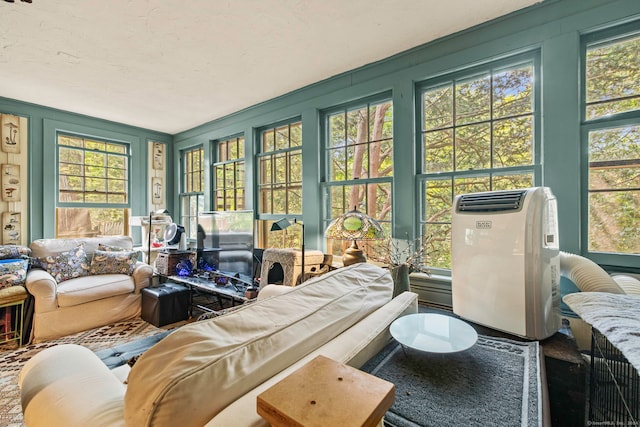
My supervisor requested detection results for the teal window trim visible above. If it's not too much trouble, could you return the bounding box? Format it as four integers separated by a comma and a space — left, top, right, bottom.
56, 130, 131, 209
212, 133, 246, 212
178, 146, 205, 240
255, 117, 303, 220
320, 92, 394, 238
580, 22, 640, 268
415, 50, 541, 274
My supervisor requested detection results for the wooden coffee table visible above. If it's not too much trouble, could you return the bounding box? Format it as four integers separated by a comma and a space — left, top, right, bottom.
257, 355, 394, 427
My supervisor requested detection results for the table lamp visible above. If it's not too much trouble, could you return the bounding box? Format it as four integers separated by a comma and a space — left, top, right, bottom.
271, 218, 306, 284
325, 208, 384, 266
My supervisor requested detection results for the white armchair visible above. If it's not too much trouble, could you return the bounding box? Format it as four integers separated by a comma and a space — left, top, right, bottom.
26, 236, 153, 343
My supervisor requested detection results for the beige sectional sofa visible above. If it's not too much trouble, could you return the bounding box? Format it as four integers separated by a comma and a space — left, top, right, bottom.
19, 263, 418, 426
26, 236, 153, 343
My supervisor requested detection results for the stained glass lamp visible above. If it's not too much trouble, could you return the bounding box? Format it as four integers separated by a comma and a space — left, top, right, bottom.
325, 208, 384, 266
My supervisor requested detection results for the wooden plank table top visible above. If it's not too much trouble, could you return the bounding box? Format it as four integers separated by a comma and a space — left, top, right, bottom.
257, 355, 395, 427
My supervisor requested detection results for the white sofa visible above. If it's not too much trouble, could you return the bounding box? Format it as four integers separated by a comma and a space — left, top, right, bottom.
19, 263, 418, 426
26, 236, 154, 343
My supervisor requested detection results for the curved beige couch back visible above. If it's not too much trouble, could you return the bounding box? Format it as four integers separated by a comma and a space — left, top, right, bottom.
124, 263, 393, 427
30, 236, 133, 258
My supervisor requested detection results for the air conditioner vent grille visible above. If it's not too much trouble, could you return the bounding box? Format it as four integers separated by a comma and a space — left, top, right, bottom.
457, 190, 527, 212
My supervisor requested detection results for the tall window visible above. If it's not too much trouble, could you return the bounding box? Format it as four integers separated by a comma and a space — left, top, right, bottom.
323, 97, 393, 256
180, 146, 205, 240
57, 133, 129, 237
583, 27, 640, 258
418, 53, 539, 269
256, 120, 302, 248
213, 136, 245, 211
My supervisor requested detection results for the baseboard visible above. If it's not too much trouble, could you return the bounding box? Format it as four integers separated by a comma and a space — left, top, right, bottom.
410, 273, 452, 309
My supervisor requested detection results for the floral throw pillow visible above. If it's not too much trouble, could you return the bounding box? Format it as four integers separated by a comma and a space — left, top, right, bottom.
0, 258, 29, 289
0, 245, 31, 260
33, 245, 90, 283
89, 250, 139, 276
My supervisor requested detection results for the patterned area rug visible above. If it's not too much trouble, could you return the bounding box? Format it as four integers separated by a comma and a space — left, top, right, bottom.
0, 317, 182, 427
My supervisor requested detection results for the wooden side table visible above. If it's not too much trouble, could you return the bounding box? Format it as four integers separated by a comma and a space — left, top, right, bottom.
257, 355, 394, 427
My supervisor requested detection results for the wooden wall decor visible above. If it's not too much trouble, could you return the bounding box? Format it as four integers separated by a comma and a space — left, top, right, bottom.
1, 164, 21, 202
152, 142, 164, 170
1, 114, 21, 154
151, 176, 164, 206
2, 212, 21, 244
149, 141, 166, 212
0, 113, 28, 245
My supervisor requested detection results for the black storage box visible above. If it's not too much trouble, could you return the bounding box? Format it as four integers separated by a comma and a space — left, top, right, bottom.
141, 283, 190, 327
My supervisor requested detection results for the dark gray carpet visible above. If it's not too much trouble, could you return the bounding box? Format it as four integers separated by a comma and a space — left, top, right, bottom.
361, 335, 541, 427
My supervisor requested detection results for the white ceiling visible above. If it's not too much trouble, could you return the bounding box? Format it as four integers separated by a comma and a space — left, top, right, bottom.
0, 0, 540, 134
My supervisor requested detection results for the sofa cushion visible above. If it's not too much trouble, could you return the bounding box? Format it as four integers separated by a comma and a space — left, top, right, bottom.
32, 244, 90, 284
124, 263, 393, 427
56, 274, 135, 307
0, 258, 29, 289
89, 250, 138, 276
0, 245, 31, 260
30, 236, 133, 259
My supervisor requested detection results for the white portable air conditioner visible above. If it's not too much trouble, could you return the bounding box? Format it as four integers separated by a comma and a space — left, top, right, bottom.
451, 187, 560, 340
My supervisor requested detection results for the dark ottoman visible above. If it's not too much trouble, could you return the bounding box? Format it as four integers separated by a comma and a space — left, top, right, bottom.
141, 283, 190, 327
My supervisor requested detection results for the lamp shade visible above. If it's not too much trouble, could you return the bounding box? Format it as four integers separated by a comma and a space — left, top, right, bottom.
325, 209, 384, 241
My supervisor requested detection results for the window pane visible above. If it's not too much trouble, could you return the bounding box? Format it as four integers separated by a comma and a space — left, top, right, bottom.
455, 74, 491, 125
262, 130, 274, 152
587, 125, 640, 254
492, 173, 533, 190
290, 122, 302, 147
275, 126, 289, 150
454, 175, 491, 195
423, 223, 452, 269
455, 124, 490, 170
258, 121, 302, 218
493, 117, 533, 167
289, 151, 302, 182
329, 147, 346, 181
329, 113, 346, 147
259, 188, 272, 213
586, 34, 640, 120
588, 191, 640, 254
274, 153, 287, 184
272, 188, 286, 213
424, 129, 454, 173
493, 65, 533, 119
56, 208, 128, 238
423, 84, 453, 131
347, 107, 367, 145
219, 142, 228, 162
85, 140, 104, 151
425, 179, 453, 223
260, 157, 272, 184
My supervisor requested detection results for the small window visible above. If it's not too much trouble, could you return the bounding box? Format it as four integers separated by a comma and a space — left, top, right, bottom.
256, 121, 303, 249
583, 28, 640, 259
213, 136, 245, 211
418, 54, 539, 269
323, 97, 394, 258
179, 146, 205, 240
56, 133, 130, 237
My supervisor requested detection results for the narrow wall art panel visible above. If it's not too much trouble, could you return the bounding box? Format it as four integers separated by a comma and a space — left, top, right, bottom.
1, 164, 21, 202
152, 142, 164, 170
152, 176, 164, 206
1, 114, 21, 154
2, 212, 21, 244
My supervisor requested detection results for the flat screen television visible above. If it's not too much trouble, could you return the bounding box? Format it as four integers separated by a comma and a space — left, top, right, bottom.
197, 210, 255, 276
